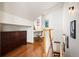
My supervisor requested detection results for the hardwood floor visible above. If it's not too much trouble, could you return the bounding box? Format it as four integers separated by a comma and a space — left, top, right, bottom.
4, 39, 45, 57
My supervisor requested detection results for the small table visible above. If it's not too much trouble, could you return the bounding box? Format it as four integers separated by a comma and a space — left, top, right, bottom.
33, 30, 43, 41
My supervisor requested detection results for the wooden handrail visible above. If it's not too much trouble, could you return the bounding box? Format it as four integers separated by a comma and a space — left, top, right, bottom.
43, 28, 54, 56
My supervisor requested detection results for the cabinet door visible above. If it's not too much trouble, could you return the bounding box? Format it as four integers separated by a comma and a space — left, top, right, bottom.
1, 32, 8, 55
0, 33, 1, 56
1, 31, 27, 56
15, 32, 26, 46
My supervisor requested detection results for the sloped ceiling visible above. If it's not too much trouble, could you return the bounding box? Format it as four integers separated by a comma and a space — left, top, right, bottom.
0, 2, 62, 20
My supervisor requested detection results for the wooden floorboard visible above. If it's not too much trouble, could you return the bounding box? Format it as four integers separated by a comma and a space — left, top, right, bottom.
4, 39, 45, 57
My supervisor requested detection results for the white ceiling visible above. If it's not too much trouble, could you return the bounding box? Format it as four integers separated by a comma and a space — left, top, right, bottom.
0, 2, 61, 20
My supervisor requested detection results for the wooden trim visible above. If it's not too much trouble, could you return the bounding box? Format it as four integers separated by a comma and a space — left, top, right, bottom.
47, 44, 52, 56
43, 30, 46, 56
43, 28, 53, 30
43, 29, 53, 57
54, 41, 60, 43
49, 29, 53, 56
27, 42, 33, 44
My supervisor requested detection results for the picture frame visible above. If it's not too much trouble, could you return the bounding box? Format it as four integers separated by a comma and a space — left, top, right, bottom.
45, 20, 49, 28
70, 20, 76, 39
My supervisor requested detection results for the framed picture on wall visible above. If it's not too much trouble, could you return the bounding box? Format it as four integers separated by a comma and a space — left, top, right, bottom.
45, 20, 49, 28
70, 20, 76, 39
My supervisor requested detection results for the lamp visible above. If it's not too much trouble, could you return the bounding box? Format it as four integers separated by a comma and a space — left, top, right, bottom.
69, 6, 74, 10
69, 6, 75, 15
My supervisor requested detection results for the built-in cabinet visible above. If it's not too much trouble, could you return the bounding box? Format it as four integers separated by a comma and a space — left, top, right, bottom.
0, 31, 27, 56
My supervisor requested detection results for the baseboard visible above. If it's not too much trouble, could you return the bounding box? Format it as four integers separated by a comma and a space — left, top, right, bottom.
27, 42, 33, 44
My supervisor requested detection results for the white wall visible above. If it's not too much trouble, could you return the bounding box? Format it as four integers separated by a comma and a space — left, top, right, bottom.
27, 26, 33, 43
0, 10, 33, 43
63, 2, 79, 57
0, 11, 33, 26
43, 4, 63, 42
